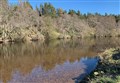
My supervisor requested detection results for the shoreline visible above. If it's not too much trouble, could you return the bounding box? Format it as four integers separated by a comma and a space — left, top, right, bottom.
80, 48, 120, 83
0, 35, 120, 44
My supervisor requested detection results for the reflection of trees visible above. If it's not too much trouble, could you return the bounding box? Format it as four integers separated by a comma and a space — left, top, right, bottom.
92, 37, 120, 52
0, 40, 97, 83
0, 38, 120, 82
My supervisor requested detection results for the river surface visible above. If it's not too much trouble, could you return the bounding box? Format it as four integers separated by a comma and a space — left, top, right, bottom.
0, 38, 120, 83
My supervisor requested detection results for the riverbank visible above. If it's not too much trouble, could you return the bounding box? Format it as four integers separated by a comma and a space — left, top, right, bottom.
0, 1, 120, 44
81, 48, 120, 83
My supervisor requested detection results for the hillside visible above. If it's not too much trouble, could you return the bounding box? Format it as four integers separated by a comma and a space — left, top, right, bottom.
0, 0, 120, 43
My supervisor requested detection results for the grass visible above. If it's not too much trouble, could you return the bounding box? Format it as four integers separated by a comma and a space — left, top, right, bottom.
80, 48, 120, 83
91, 76, 120, 83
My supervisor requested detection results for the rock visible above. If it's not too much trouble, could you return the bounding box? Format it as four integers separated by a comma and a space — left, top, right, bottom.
94, 72, 99, 76
100, 71, 104, 74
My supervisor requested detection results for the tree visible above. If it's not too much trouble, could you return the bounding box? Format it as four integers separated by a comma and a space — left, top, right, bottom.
57, 8, 64, 17
77, 10, 80, 16
64, 10, 67, 14
105, 13, 108, 16
40, 3, 56, 17
83, 14, 87, 17
24, 1, 33, 9
95, 12, 101, 16
36, 6, 40, 16
0, 0, 8, 10
68, 9, 76, 16
40, 4, 44, 16
115, 15, 120, 22
87, 12, 93, 16
0, 0, 9, 24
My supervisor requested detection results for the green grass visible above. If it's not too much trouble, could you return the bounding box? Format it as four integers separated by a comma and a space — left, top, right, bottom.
91, 76, 120, 83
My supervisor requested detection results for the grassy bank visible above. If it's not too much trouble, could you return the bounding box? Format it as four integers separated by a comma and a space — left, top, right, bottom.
81, 48, 120, 83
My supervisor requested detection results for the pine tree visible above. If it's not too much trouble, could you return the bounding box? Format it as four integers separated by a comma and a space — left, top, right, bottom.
57, 8, 64, 17
42, 3, 56, 17
77, 10, 80, 16
36, 6, 40, 16
24, 1, 33, 9
68, 9, 76, 16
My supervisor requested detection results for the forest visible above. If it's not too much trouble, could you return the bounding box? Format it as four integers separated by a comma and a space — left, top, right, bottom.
0, 0, 120, 43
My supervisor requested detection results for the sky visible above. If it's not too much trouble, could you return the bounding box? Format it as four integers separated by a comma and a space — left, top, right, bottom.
9, 0, 120, 15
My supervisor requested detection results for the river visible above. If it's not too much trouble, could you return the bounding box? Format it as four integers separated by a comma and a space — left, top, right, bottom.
0, 38, 120, 83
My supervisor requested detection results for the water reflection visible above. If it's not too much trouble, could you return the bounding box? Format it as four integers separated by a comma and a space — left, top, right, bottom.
73, 57, 99, 83
0, 38, 120, 83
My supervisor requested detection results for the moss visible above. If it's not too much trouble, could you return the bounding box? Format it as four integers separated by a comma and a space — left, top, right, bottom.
82, 48, 120, 83
92, 77, 116, 83
91, 75, 120, 83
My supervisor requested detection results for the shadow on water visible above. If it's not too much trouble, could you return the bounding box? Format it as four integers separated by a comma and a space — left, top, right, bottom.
0, 38, 120, 83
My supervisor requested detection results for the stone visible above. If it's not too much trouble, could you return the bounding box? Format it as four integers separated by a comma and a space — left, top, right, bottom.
94, 72, 99, 76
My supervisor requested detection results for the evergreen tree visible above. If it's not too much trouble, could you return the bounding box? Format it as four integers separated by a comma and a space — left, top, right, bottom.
95, 12, 101, 16
64, 10, 67, 14
68, 9, 76, 16
105, 13, 108, 16
40, 4, 44, 15
115, 15, 120, 22
36, 6, 40, 16
77, 10, 80, 16
24, 1, 33, 9
42, 3, 56, 17
57, 8, 64, 16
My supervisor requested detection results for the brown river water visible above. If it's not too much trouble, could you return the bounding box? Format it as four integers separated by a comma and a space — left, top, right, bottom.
0, 38, 120, 83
